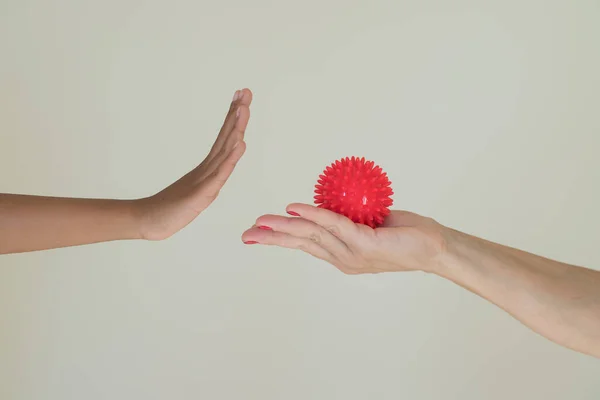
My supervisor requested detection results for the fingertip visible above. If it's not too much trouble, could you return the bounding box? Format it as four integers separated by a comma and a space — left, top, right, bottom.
242, 231, 260, 245
286, 203, 314, 215
241, 226, 255, 240
239, 88, 253, 105
254, 213, 280, 227
241, 225, 267, 245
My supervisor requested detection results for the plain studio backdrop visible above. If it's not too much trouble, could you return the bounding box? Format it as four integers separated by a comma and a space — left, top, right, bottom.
1, 0, 599, 399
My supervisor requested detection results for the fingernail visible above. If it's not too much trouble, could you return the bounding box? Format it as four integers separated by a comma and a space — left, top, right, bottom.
287, 211, 300, 216
244, 240, 258, 245
238, 89, 244, 101
233, 90, 240, 101
258, 225, 272, 230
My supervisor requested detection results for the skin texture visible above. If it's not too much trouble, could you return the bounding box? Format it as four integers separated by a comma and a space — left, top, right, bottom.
242, 204, 600, 358
0, 88, 253, 254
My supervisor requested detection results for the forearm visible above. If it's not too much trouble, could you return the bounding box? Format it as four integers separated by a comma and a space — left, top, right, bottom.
436, 227, 600, 357
0, 194, 142, 254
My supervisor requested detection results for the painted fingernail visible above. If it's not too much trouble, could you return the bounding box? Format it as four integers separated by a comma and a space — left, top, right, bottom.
244, 240, 259, 245
258, 225, 272, 230
287, 211, 300, 216
233, 90, 240, 101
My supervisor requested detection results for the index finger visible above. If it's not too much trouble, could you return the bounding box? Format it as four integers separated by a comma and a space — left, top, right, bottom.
285, 203, 358, 240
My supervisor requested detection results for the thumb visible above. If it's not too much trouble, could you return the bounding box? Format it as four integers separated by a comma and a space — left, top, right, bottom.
382, 210, 426, 228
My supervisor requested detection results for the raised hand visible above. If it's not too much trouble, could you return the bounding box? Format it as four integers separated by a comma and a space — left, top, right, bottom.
241, 203, 446, 274
0, 89, 253, 254
138, 88, 253, 240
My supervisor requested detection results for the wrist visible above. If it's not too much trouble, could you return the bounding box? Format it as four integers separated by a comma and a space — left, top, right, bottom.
132, 196, 174, 241
129, 198, 149, 240
432, 226, 483, 280
427, 225, 462, 276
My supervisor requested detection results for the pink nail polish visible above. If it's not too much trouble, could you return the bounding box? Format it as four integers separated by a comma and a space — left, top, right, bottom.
287, 211, 300, 217
244, 240, 258, 245
258, 225, 272, 230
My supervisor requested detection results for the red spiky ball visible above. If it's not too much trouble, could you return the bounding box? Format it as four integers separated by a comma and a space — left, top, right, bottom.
314, 156, 393, 228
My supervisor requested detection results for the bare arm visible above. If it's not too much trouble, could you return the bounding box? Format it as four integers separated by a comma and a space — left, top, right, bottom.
439, 228, 600, 357
242, 205, 600, 358
0, 195, 141, 254
1, 88, 253, 255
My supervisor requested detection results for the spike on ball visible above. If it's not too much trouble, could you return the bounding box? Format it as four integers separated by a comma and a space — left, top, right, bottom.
314, 156, 393, 228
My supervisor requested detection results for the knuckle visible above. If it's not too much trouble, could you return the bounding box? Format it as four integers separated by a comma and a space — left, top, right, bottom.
205, 189, 219, 201
216, 175, 227, 185
326, 225, 341, 237
216, 146, 227, 160
207, 167, 219, 180
203, 194, 218, 204
233, 130, 244, 142
209, 168, 227, 185
308, 231, 322, 244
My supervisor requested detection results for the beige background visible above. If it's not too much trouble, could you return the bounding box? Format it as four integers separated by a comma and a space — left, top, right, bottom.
1, 0, 599, 399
